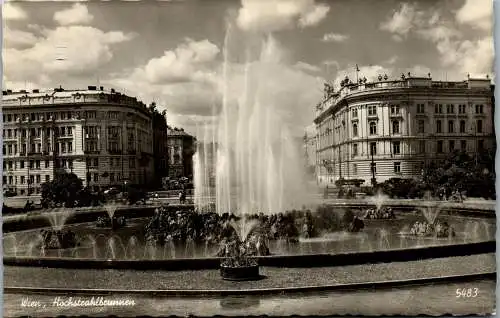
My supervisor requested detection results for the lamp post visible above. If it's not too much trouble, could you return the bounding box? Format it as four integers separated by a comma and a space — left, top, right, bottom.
370, 147, 376, 187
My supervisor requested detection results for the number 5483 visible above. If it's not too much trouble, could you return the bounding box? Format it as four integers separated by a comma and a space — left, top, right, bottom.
456, 288, 478, 298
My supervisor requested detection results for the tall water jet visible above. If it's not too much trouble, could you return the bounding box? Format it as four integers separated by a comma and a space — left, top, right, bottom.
194, 21, 311, 217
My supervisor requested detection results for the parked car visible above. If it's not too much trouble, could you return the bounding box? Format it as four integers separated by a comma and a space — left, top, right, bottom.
3, 190, 17, 197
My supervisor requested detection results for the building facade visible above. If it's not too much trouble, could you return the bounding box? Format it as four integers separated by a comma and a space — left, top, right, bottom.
303, 124, 317, 175
2, 86, 154, 195
314, 75, 494, 187
151, 107, 169, 188
167, 126, 196, 179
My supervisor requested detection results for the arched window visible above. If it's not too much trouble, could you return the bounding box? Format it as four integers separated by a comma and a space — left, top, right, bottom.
352, 123, 358, 137
369, 122, 377, 135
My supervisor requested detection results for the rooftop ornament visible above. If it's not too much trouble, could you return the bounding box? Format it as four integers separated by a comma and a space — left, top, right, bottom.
378, 75, 383, 81
383, 74, 388, 81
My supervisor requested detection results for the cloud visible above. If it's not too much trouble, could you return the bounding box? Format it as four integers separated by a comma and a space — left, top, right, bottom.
236, 0, 330, 33
3, 27, 39, 49
106, 35, 324, 137
379, 2, 493, 78
456, 0, 492, 31
321, 32, 349, 42
4, 26, 135, 84
298, 3, 330, 28
380, 3, 423, 38
294, 61, 321, 73
128, 38, 220, 85
383, 56, 399, 65
3, 3, 27, 20
53, 3, 94, 26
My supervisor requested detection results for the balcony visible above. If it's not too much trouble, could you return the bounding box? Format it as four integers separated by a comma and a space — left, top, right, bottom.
84, 150, 100, 155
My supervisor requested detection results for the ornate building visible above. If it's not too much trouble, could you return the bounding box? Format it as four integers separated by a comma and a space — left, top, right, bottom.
151, 105, 169, 188
167, 126, 196, 179
314, 74, 494, 186
2, 86, 154, 195
303, 124, 317, 177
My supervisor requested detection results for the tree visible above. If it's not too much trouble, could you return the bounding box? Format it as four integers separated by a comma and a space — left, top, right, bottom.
41, 172, 84, 208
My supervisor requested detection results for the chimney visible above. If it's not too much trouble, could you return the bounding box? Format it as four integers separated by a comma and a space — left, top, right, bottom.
100, 86, 104, 91
88, 85, 97, 90
2, 91, 7, 95
33, 89, 40, 93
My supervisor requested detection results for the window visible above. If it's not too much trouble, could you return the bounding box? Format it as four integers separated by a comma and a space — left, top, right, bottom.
419, 140, 426, 153
67, 127, 72, 136
476, 120, 483, 133
460, 140, 467, 151
459, 104, 466, 114
436, 120, 442, 133
417, 120, 425, 133
460, 120, 466, 133
20, 176, 25, 184
394, 162, 401, 173
435, 104, 443, 113
437, 140, 443, 153
86, 172, 91, 182
417, 104, 425, 113
391, 105, 400, 114
475, 104, 484, 114
448, 120, 454, 133
370, 142, 377, 156
68, 142, 73, 153
449, 140, 455, 152
392, 141, 401, 154
20, 161, 25, 169
352, 143, 358, 157
352, 163, 357, 175
36, 175, 41, 184
351, 108, 358, 118
368, 105, 377, 116
352, 123, 358, 137
94, 173, 99, 182
392, 121, 400, 134
94, 158, 99, 166
447, 104, 454, 114
35, 160, 40, 169
110, 173, 115, 182
478, 140, 484, 151
45, 175, 50, 182
369, 122, 377, 135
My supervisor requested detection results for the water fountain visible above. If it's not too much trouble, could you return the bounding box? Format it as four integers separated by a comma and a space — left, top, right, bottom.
409, 204, 455, 238
97, 202, 126, 230
219, 218, 262, 280
364, 190, 395, 220
39, 209, 79, 249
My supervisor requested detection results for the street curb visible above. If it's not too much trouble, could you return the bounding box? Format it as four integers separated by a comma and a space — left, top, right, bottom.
4, 271, 496, 296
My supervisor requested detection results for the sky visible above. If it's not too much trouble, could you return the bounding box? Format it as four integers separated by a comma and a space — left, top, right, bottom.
2, 0, 494, 137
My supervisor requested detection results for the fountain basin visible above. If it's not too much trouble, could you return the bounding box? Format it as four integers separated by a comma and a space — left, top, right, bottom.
220, 264, 260, 281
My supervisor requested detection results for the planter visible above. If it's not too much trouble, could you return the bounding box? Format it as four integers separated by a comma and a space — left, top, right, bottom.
220, 264, 260, 281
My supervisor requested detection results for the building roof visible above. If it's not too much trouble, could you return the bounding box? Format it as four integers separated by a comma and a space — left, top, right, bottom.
1, 85, 150, 112
167, 126, 193, 137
